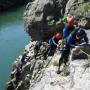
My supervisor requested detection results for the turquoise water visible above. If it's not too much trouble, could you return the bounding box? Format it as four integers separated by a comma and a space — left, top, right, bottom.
0, 7, 30, 90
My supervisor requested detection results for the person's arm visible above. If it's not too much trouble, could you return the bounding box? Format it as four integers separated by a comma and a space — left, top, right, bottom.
66, 35, 75, 48
63, 27, 68, 38
52, 36, 57, 46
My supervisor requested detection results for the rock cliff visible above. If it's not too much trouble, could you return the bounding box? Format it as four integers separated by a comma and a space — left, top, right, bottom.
24, 0, 90, 40
6, 41, 90, 90
24, 0, 68, 40
65, 0, 90, 29
6, 0, 90, 90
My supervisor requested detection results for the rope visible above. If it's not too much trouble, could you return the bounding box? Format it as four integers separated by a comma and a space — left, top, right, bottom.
80, 49, 90, 57
80, 49, 90, 65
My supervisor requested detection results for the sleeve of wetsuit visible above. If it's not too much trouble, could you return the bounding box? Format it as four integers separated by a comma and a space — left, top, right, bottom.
52, 36, 57, 46
63, 27, 68, 38
66, 34, 75, 48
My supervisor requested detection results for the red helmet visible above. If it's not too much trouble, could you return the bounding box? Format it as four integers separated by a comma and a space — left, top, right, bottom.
55, 33, 62, 39
67, 16, 74, 25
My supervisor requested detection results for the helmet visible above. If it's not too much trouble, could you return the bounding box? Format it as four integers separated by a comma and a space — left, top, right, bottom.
55, 33, 62, 39
67, 16, 74, 25
76, 29, 85, 37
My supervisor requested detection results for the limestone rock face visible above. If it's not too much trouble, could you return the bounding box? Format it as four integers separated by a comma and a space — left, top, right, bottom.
24, 0, 90, 40
6, 40, 90, 90
29, 53, 90, 90
24, 0, 68, 40
65, 0, 90, 29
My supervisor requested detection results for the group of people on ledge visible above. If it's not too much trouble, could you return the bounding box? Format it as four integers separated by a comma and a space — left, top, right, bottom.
7, 15, 89, 90
34, 15, 89, 74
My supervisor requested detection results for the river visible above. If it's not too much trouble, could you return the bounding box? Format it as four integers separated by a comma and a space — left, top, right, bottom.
0, 6, 30, 90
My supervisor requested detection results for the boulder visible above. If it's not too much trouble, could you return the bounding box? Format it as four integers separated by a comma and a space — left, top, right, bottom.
24, 0, 68, 40
70, 44, 90, 60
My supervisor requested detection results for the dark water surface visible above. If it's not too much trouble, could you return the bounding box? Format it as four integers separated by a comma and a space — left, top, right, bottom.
0, 6, 30, 90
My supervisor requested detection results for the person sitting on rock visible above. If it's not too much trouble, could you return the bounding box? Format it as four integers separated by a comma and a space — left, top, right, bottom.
11, 66, 21, 83
16, 68, 21, 80
21, 51, 30, 68
44, 32, 62, 60
12, 58, 21, 71
6, 81, 15, 90
34, 40, 42, 59
57, 28, 89, 74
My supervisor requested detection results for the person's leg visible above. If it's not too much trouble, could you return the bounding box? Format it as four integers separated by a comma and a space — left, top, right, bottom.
63, 55, 69, 66
59, 55, 63, 68
49, 45, 57, 56
34, 49, 38, 59
63, 47, 70, 66
44, 45, 51, 60
57, 46, 70, 74
57, 54, 64, 74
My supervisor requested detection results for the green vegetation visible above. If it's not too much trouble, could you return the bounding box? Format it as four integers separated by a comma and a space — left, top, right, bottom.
80, 3, 90, 15
60, 67, 70, 76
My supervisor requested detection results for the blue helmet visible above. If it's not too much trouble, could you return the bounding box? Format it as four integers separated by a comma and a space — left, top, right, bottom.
76, 29, 85, 37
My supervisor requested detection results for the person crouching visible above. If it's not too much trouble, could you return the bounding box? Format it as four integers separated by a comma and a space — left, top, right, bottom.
57, 28, 89, 74
44, 33, 62, 60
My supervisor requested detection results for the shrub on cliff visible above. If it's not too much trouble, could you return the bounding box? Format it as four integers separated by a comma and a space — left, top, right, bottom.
80, 3, 90, 16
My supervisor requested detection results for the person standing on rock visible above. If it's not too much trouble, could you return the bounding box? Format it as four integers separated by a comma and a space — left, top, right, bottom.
44, 32, 62, 60
57, 28, 89, 74
58, 16, 75, 52
62, 16, 75, 38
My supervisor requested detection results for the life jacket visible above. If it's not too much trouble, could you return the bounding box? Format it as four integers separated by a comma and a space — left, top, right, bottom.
49, 36, 59, 45
63, 25, 75, 38
69, 28, 84, 45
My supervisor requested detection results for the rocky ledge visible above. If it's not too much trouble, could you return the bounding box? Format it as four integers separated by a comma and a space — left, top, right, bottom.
6, 40, 90, 90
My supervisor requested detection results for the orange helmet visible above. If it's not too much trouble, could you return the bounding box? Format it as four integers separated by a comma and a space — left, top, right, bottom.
67, 16, 74, 25
55, 33, 62, 39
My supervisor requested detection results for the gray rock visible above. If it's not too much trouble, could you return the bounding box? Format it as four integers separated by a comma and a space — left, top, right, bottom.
65, 0, 90, 29
7, 40, 90, 90
71, 51, 88, 60
70, 43, 90, 60
24, 0, 68, 40
29, 54, 90, 90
